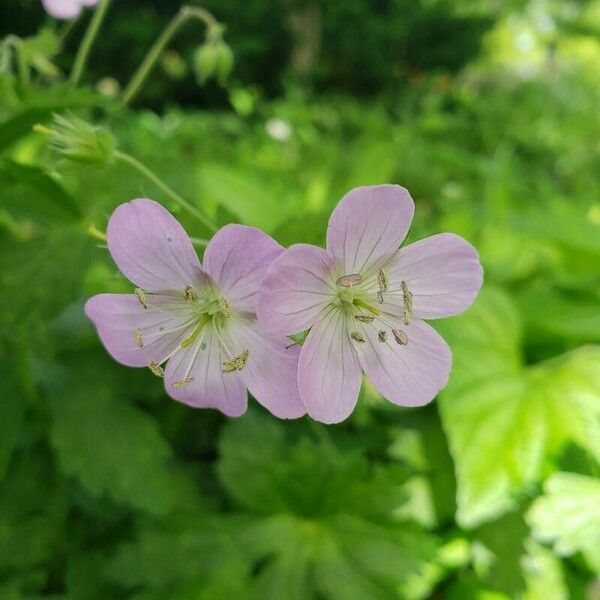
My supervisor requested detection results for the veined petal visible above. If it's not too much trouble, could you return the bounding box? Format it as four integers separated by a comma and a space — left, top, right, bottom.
326, 185, 414, 275
226, 318, 305, 419
383, 233, 483, 319
164, 327, 248, 417
257, 244, 337, 336
203, 224, 283, 312
85, 294, 194, 367
298, 308, 362, 424
354, 316, 451, 408
42, 0, 82, 19
107, 199, 207, 293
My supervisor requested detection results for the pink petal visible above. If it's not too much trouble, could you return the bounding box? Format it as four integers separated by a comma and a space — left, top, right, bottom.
298, 308, 362, 424
257, 244, 337, 336
354, 317, 451, 407
202, 224, 283, 312
163, 328, 247, 417
85, 294, 194, 367
226, 319, 305, 419
107, 199, 207, 293
326, 185, 414, 275
41, 0, 81, 19
81, 0, 99, 6
383, 233, 483, 319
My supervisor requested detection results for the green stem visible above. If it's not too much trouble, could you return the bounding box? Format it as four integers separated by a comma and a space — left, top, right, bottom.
120, 5, 219, 108
113, 150, 217, 232
70, 0, 112, 85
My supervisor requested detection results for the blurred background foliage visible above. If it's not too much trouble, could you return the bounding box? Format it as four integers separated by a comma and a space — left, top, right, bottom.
1, 0, 600, 598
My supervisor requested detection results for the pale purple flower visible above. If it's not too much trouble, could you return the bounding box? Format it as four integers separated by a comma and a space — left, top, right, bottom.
42, 0, 98, 20
85, 199, 305, 419
258, 185, 483, 424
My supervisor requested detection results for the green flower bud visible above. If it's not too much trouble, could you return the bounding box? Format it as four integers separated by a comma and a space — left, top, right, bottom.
215, 42, 234, 86
193, 24, 234, 86
34, 113, 115, 166
193, 43, 219, 84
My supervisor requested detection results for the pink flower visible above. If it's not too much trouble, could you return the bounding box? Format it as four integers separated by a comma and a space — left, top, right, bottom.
41, 0, 99, 20
258, 185, 483, 424
85, 199, 305, 419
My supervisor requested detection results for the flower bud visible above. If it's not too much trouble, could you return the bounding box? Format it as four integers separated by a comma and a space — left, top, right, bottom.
34, 113, 115, 166
193, 43, 219, 84
193, 24, 234, 86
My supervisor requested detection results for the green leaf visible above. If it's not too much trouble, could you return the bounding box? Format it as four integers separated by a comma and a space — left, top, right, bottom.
49, 365, 178, 515
527, 472, 600, 572
437, 287, 600, 527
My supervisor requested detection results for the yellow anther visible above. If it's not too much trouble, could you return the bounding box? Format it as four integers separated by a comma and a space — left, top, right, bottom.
355, 315, 375, 323
376, 291, 384, 304
337, 273, 363, 287
135, 288, 149, 309
222, 349, 249, 373
148, 361, 164, 378
173, 377, 194, 389
401, 281, 413, 325
378, 330, 387, 343
135, 328, 143, 348
392, 328, 408, 346
218, 296, 233, 317
377, 269, 389, 293
184, 286, 198, 301
351, 332, 365, 343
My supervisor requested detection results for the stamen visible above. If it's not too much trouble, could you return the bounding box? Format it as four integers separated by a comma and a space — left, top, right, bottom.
148, 361, 164, 377
337, 274, 363, 287
135, 328, 143, 348
355, 315, 375, 323
222, 349, 249, 373
184, 286, 198, 301
135, 288, 149, 309
401, 281, 413, 325
392, 328, 408, 345
353, 298, 381, 316
180, 314, 211, 349
376, 291, 384, 304
378, 269, 389, 293
351, 332, 365, 343
218, 296, 232, 317
173, 377, 194, 388
378, 330, 387, 342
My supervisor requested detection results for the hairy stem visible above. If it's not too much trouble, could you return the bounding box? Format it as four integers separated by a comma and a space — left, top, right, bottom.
120, 5, 219, 108
70, 0, 112, 85
113, 150, 217, 232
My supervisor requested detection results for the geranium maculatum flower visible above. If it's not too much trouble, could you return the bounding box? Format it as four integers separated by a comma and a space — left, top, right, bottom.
86, 199, 305, 419
42, 0, 99, 20
258, 185, 483, 423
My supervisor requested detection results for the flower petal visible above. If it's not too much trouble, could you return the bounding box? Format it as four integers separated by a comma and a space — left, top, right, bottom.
326, 185, 414, 275
354, 317, 451, 408
85, 294, 195, 367
257, 244, 337, 336
382, 233, 483, 319
298, 308, 362, 424
107, 199, 206, 293
163, 327, 248, 417
202, 224, 283, 312
42, 0, 82, 19
226, 318, 305, 419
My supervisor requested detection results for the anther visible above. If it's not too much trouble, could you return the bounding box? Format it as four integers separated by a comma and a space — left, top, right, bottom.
337, 274, 363, 287
218, 296, 232, 317
355, 315, 375, 323
376, 291, 384, 304
351, 332, 365, 343
135, 328, 143, 348
135, 288, 149, 309
378, 269, 389, 293
401, 281, 413, 325
378, 330, 387, 343
173, 377, 194, 388
392, 328, 408, 345
222, 349, 249, 373
184, 286, 198, 301
148, 361, 164, 378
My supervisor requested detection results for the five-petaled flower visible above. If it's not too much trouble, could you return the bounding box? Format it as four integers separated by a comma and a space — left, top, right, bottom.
42, 0, 99, 20
257, 185, 483, 424
85, 199, 305, 419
